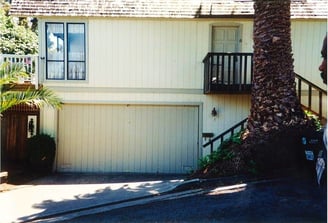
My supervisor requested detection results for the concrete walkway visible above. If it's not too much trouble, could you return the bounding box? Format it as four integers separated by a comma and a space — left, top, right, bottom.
0, 174, 195, 223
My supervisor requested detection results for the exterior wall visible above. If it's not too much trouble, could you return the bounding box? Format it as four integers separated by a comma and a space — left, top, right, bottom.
37, 17, 326, 89
38, 17, 253, 160
38, 17, 326, 165
39, 18, 254, 89
40, 93, 251, 158
291, 19, 327, 89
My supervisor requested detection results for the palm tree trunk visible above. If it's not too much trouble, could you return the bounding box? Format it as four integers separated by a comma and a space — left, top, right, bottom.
246, 0, 306, 140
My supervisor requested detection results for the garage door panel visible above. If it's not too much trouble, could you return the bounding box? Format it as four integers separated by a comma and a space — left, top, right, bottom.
57, 104, 199, 174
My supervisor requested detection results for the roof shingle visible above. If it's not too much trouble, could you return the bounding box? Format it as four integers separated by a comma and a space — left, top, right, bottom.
9, 0, 328, 19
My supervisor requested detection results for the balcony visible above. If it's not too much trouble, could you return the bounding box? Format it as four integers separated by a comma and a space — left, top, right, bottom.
0, 54, 39, 89
203, 52, 253, 94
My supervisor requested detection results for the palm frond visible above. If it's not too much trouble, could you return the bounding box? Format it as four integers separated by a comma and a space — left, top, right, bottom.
0, 62, 27, 85
1, 87, 62, 114
0, 61, 62, 114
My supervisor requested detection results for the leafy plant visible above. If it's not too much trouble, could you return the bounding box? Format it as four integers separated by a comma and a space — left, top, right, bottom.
247, 160, 258, 175
0, 1, 38, 54
198, 130, 244, 169
304, 110, 322, 130
26, 134, 56, 172
231, 131, 243, 144
0, 61, 62, 114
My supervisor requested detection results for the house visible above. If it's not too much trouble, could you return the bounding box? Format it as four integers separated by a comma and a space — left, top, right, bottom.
6, 0, 327, 174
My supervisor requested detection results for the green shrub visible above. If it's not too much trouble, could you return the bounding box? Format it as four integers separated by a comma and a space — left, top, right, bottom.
26, 134, 56, 173
199, 131, 243, 170
304, 110, 322, 130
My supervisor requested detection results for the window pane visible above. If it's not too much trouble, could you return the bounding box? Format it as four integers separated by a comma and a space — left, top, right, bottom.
68, 62, 85, 80
45, 22, 87, 81
46, 23, 64, 60
47, 61, 64, 79
68, 23, 86, 80
68, 24, 85, 60
46, 23, 64, 80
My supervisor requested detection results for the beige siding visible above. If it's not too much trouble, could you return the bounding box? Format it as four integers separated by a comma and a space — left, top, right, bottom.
57, 104, 199, 173
291, 20, 327, 89
42, 90, 251, 158
88, 19, 254, 89
39, 18, 326, 90
88, 19, 200, 89
38, 17, 327, 174
38, 18, 253, 167
51, 89, 251, 130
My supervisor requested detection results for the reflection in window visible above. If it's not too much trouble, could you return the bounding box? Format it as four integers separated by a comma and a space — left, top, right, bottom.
68, 23, 85, 80
46, 23, 64, 79
45, 22, 86, 80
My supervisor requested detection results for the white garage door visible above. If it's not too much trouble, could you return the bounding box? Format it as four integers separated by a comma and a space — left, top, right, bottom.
56, 104, 199, 174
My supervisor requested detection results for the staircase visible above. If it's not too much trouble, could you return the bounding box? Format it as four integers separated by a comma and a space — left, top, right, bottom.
203, 73, 327, 153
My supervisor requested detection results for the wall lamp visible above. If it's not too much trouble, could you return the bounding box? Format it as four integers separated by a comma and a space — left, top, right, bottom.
211, 107, 218, 117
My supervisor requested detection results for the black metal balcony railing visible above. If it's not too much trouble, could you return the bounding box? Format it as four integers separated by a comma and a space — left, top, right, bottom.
203, 52, 253, 94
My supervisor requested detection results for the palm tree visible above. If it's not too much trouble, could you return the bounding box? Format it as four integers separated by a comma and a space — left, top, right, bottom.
245, 0, 307, 142
0, 61, 62, 114
193, 0, 315, 177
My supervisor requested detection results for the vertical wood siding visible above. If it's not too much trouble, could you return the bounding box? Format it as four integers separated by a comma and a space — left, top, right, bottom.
38, 17, 326, 173
89, 19, 199, 88
86, 19, 254, 89
57, 104, 199, 173
39, 18, 326, 90
291, 20, 327, 88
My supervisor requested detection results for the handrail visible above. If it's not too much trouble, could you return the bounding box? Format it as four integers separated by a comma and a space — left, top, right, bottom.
295, 73, 326, 93
295, 73, 327, 121
203, 118, 248, 153
204, 73, 327, 153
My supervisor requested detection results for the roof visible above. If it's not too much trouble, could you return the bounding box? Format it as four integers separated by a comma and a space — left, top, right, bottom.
9, 0, 328, 19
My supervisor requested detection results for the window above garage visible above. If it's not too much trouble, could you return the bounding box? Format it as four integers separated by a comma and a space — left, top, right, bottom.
45, 22, 86, 81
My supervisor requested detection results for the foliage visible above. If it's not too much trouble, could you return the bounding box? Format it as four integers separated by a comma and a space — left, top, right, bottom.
304, 110, 322, 130
198, 131, 243, 170
0, 1, 38, 54
26, 134, 56, 172
0, 61, 62, 114
247, 160, 258, 175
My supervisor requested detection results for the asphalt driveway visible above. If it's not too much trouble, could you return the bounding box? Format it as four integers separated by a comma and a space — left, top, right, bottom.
0, 172, 326, 223
65, 175, 327, 223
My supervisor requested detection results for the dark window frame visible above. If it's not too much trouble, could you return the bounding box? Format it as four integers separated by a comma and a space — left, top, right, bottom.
45, 22, 65, 80
67, 23, 86, 80
45, 22, 86, 81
